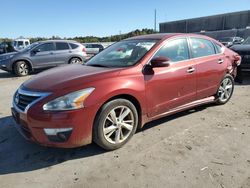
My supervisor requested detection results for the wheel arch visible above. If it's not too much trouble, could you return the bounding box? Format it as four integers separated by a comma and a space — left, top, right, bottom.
12, 59, 33, 72
94, 94, 143, 130
68, 56, 83, 64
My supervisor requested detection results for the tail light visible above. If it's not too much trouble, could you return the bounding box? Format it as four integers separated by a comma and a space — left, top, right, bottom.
82, 46, 86, 53
234, 54, 241, 66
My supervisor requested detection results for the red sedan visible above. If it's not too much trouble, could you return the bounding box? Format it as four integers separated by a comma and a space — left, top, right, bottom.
12, 33, 241, 150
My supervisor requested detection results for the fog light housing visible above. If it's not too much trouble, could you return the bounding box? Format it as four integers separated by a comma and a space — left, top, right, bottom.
44, 128, 73, 143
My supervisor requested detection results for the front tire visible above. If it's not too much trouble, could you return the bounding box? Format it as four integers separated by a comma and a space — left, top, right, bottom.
13, 61, 30, 76
93, 99, 138, 150
216, 74, 234, 105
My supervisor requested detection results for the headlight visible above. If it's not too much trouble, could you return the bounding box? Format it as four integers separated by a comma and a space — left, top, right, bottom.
43, 88, 95, 111
2, 55, 14, 60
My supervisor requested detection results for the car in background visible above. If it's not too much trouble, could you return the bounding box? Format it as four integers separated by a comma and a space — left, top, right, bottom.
13, 39, 30, 51
0, 40, 87, 76
84, 43, 105, 55
0, 42, 16, 54
11, 33, 241, 150
219, 37, 244, 47
230, 36, 250, 71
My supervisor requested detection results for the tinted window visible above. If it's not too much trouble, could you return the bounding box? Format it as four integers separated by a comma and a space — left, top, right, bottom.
56, 42, 70, 50
69, 43, 79, 49
35, 43, 54, 52
190, 38, 216, 58
25, 41, 29, 46
93, 44, 102, 48
85, 44, 92, 48
154, 38, 189, 62
17, 41, 23, 46
243, 37, 250, 45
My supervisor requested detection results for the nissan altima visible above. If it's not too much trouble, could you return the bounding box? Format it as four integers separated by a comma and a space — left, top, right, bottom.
11, 33, 241, 150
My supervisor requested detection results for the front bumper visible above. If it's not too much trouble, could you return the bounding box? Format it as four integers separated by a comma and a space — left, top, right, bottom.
0, 59, 12, 71
11, 104, 97, 148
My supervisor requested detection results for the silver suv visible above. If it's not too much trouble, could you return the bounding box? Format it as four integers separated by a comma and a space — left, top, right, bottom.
0, 40, 87, 76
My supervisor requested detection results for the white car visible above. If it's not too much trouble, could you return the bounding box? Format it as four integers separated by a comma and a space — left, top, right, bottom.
13, 39, 30, 51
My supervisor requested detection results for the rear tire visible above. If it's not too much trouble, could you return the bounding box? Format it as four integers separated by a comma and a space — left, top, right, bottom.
215, 74, 234, 105
13, 61, 30, 76
69, 57, 82, 64
93, 99, 138, 150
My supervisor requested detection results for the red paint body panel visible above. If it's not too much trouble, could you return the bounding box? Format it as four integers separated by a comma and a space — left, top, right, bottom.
12, 33, 240, 148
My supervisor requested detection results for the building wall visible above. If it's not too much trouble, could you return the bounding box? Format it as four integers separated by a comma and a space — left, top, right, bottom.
159, 10, 250, 33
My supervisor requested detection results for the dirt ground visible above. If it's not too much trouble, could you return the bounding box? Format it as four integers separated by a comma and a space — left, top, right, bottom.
0, 69, 250, 188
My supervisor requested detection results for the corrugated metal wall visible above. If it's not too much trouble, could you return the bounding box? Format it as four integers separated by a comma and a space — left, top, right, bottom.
159, 10, 250, 35
199, 29, 250, 40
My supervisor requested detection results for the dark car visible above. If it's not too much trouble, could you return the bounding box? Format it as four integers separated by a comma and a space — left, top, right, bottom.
230, 37, 250, 71
0, 40, 87, 76
219, 37, 244, 47
0, 42, 16, 54
12, 33, 241, 150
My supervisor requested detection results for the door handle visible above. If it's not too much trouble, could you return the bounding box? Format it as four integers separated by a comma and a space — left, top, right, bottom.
187, 67, 195, 73
218, 59, 224, 64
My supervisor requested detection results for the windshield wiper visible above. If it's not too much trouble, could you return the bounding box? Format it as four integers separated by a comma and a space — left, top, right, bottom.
87, 64, 109, 68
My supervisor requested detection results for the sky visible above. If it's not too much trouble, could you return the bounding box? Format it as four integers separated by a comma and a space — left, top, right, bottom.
1, 0, 250, 38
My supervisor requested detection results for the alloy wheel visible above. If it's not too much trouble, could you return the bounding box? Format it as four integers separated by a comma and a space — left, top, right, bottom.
103, 106, 135, 144
19, 63, 29, 75
218, 77, 233, 102
70, 58, 81, 64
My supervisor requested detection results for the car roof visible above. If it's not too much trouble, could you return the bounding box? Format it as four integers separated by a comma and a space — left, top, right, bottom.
41, 40, 79, 44
125, 33, 215, 41
14, 39, 29, 41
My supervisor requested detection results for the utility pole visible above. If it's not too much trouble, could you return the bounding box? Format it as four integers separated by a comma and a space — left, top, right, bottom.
154, 9, 157, 32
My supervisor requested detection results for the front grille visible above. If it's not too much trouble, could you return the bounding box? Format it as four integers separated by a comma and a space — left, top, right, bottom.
16, 93, 40, 111
14, 88, 50, 112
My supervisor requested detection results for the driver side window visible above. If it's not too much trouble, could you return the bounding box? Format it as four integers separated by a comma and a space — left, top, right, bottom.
154, 38, 190, 62
35, 43, 55, 52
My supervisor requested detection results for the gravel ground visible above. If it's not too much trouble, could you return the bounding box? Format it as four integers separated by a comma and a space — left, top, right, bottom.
0, 69, 250, 188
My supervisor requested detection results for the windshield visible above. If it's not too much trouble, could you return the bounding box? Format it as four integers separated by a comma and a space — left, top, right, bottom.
219, 37, 234, 42
20, 42, 39, 52
243, 37, 250, 45
86, 40, 158, 68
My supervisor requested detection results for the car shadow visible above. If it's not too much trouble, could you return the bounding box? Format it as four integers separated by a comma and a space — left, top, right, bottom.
0, 104, 213, 175
0, 71, 16, 79
0, 116, 105, 175
0, 70, 40, 79
141, 104, 211, 132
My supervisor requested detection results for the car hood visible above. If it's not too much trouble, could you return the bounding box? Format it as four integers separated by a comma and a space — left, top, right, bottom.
23, 64, 121, 92
230, 45, 250, 54
0, 52, 18, 60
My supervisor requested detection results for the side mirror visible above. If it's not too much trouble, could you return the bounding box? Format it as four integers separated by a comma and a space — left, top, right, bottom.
33, 48, 41, 54
150, 56, 171, 68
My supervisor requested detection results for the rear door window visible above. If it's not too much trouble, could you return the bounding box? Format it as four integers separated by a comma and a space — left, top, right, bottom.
153, 38, 190, 62
56, 42, 70, 50
190, 38, 216, 58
